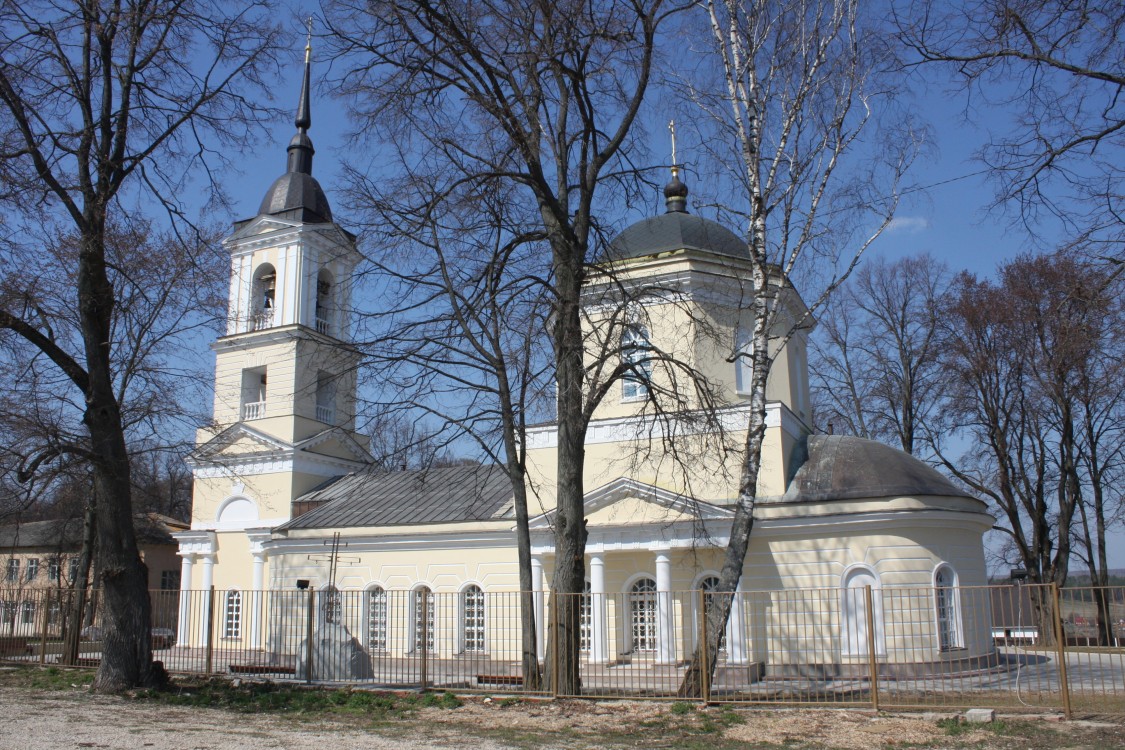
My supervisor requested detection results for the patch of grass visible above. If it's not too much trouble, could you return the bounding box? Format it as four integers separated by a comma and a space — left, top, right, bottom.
421, 690, 462, 709
0, 665, 94, 691
131, 678, 463, 723
671, 700, 695, 715
498, 696, 522, 707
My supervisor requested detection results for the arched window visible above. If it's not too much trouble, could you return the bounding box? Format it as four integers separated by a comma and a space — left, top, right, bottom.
224, 590, 242, 638
579, 580, 592, 652
367, 586, 388, 652
621, 325, 652, 401
934, 564, 963, 651
461, 585, 486, 653
698, 575, 727, 651
315, 269, 334, 335
250, 264, 276, 331
628, 577, 658, 653
412, 586, 434, 652
840, 567, 884, 656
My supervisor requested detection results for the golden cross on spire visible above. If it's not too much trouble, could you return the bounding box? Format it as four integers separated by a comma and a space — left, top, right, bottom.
305, 16, 313, 63
668, 119, 677, 167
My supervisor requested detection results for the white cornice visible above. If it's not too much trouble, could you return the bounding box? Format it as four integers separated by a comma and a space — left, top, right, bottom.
192, 517, 290, 533
528, 477, 732, 531
173, 530, 217, 556
526, 401, 806, 450
528, 507, 993, 555
265, 530, 515, 557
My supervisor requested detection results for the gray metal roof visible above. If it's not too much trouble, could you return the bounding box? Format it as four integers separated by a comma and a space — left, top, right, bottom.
607, 211, 748, 261
0, 514, 184, 550
258, 170, 333, 223
280, 464, 514, 530
781, 435, 975, 503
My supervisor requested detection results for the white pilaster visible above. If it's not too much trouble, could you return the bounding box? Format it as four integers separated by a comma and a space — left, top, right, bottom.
655, 551, 675, 665
200, 554, 215, 648
531, 556, 545, 660
250, 552, 266, 649
726, 579, 748, 665
589, 554, 608, 664
175, 554, 195, 645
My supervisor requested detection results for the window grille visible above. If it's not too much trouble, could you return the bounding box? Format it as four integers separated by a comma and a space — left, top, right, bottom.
367, 587, 388, 651
413, 587, 434, 652
224, 590, 242, 638
629, 578, 658, 653
621, 326, 652, 400
462, 585, 486, 652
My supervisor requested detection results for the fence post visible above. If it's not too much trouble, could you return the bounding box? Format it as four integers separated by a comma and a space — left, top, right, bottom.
305, 588, 315, 684
699, 589, 710, 703
204, 587, 215, 675
38, 590, 50, 665
1050, 582, 1072, 719
864, 585, 879, 712
419, 593, 429, 692
549, 590, 558, 698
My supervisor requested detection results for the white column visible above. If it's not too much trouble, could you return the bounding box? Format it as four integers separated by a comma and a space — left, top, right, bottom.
176, 554, 195, 646
531, 556, 545, 660
655, 552, 676, 665
249, 552, 266, 650
200, 554, 215, 648
589, 554, 608, 664
726, 579, 748, 665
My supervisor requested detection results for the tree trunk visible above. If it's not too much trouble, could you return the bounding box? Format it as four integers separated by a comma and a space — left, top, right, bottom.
61, 499, 97, 666
546, 247, 588, 696
77, 229, 162, 692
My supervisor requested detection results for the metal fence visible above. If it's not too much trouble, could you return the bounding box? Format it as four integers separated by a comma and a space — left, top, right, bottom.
2, 583, 1123, 715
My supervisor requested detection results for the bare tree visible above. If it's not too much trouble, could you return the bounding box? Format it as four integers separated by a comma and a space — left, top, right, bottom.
936, 252, 1124, 642
678, 0, 922, 695
810, 253, 949, 454
896, 0, 1125, 257
0, 1, 279, 691
324, 0, 675, 694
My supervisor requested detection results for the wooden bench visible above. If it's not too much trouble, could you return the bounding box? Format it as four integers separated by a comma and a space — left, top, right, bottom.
476, 674, 524, 687
229, 664, 297, 676
0, 637, 32, 657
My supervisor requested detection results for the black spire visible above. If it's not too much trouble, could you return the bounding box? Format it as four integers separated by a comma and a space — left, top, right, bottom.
286, 25, 315, 175
256, 21, 333, 223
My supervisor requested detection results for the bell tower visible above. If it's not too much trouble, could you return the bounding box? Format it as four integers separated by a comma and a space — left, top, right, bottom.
176, 34, 371, 619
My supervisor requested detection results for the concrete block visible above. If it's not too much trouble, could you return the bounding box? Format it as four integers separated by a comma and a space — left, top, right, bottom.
964, 708, 995, 724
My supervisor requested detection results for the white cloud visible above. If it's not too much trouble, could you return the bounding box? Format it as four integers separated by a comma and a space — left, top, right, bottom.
885, 216, 931, 234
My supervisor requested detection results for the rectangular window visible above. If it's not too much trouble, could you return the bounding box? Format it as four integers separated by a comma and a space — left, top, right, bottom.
160, 570, 181, 591
26, 558, 39, 582
6, 559, 18, 583
48, 559, 61, 582
68, 558, 80, 583
241, 368, 267, 420
315, 371, 337, 424
621, 326, 652, 401
20, 600, 35, 625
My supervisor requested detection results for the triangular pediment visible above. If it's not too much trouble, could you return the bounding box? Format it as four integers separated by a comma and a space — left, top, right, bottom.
528, 478, 732, 530
188, 423, 292, 465
224, 214, 357, 251
294, 427, 373, 464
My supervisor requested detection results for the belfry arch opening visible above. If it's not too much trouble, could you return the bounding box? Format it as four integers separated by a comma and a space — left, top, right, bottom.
315, 268, 334, 335
250, 263, 277, 331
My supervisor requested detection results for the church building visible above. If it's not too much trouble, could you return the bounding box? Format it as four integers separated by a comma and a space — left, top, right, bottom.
173, 45, 996, 680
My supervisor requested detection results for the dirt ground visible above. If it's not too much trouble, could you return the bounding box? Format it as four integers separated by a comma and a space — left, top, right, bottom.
2, 679, 1124, 749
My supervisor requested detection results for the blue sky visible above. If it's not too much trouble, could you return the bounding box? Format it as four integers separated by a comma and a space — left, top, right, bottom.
205, 38, 1122, 573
